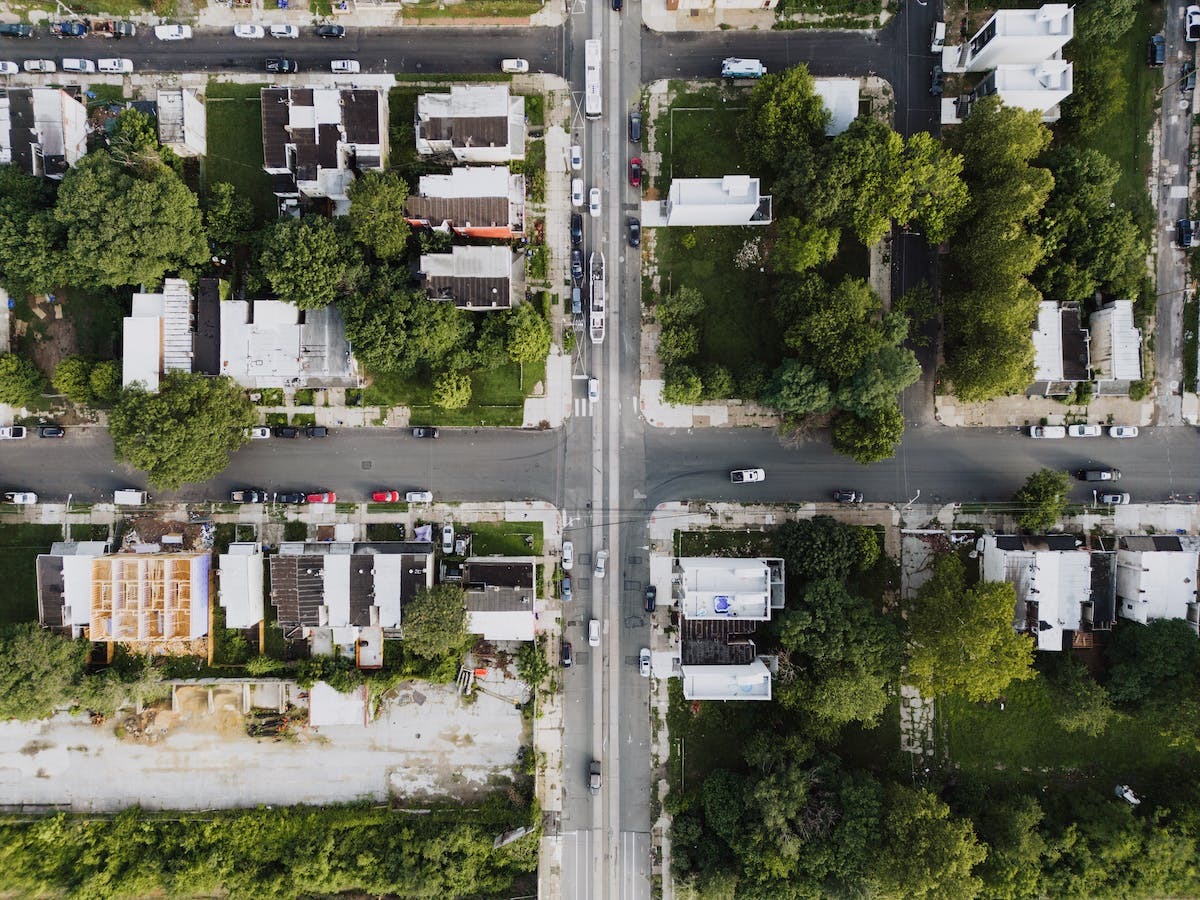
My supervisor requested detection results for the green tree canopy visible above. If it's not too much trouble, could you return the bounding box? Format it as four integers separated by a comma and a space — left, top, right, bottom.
776, 516, 870, 585
906, 554, 1035, 702
1045, 653, 1114, 737
0, 164, 63, 295
870, 786, 986, 900
663, 364, 703, 406
506, 303, 551, 365
0, 623, 88, 720
346, 171, 412, 260
432, 369, 471, 410
1106, 618, 1200, 704
52, 355, 93, 405
88, 360, 122, 405
771, 218, 840, 274
0, 352, 46, 407
903, 131, 970, 243
404, 299, 474, 370
742, 64, 830, 181
1014, 467, 1070, 532
761, 359, 833, 420
260, 217, 362, 309
204, 181, 255, 251
108, 373, 256, 489
831, 402, 906, 464
403, 584, 468, 660
777, 275, 888, 378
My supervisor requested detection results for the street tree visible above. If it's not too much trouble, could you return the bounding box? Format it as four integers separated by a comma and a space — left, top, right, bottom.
260, 217, 361, 309
108, 373, 256, 489
0, 352, 46, 407
778, 275, 887, 378
906, 554, 1035, 702
402, 584, 467, 660
903, 131, 969, 244
700, 363, 734, 400
831, 403, 905, 464
832, 341, 920, 419
870, 786, 986, 900
656, 323, 700, 366
204, 181, 255, 251
1014, 467, 1070, 532
52, 355, 93, 405
0, 623, 88, 721
346, 171, 411, 260
761, 359, 833, 421
432, 370, 471, 410
506, 303, 551, 365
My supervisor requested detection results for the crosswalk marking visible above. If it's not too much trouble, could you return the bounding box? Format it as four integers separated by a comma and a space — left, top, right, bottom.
574, 398, 594, 418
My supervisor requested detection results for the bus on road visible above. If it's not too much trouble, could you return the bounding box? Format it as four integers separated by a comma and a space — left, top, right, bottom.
585, 39, 602, 119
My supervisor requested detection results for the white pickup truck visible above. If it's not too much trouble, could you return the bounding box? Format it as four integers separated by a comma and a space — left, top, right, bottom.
3, 492, 37, 504
730, 468, 765, 483
0, 426, 27, 439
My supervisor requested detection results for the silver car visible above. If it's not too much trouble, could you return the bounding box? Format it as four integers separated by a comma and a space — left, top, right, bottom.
594, 549, 608, 578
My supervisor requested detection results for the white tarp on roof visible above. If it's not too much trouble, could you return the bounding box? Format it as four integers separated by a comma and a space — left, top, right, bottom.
1032, 301, 1063, 381
813, 78, 861, 135
218, 544, 264, 629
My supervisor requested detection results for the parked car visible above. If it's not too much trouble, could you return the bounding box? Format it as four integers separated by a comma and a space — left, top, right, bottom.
52, 21, 87, 38
230, 489, 269, 503
930, 64, 944, 95
1029, 425, 1067, 438
730, 468, 765, 483
613, 0, 622, 9
61, 58, 96, 73
0, 23, 33, 38
0, 61, 16, 75
234, 24, 265, 38
588, 618, 600, 646
1078, 469, 1121, 482
588, 187, 601, 218
331, 59, 360, 74
372, 490, 401, 503
644, 585, 656, 612
276, 491, 307, 504
153, 24, 193, 40
571, 286, 582, 315
627, 217, 641, 247
561, 641, 574, 667
270, 24, 299, 38
628, 157, 641, 187
1183, 61, 1197, 92
628, 110, 641, 142
571, 178, 584, 207
247, 426, 271, 439
562, 575, 572, 603
594, 549, 608, 579
639, 648, 651, 677
304, 424, 328, 438
23, 59, 55, 72
1148, 33, 1167, 67
441, 523, 455, 554
587, 377, 599, 402
1109, 426, 1139, 438
588, 760, 601, 794
266, 58, 298, 73
833, 489, 864, 503
412, 426, 439, 438
306, 491, 336, 503
500, 57, 529, 74
570, 144, 583, 171
274, 425, 299, 438
1188, 4, 1200, 41
1067, 424, 1102, 437
316, 24, 346, 38
97, 58, 133, 74
562, 540, 574, 571
1100, 492, 1131, 505
0, 426, 26, 439
38, 425, 65, 438
571, 248, 584, 284
3, 492, 37, 505
570, 212, 583, 246
406, 490, 433, 503
1179, 217, 1196, 248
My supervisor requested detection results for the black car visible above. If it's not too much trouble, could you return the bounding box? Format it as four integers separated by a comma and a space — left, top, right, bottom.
1077, 468, 1121, 482
230, 488, 269, 503
833, 489, 864, 504
571, 248, 584, 284
570, 212, 583, 247
561, 641, 574, 668
612, 0, 622, 9
38, 425, 65, 438
304, 424, 328, 438
644, 585, 656, 613
52, 21, 87, 37
1184, 62, 1197, 92
1148, 33, 1167, 68
274, 425, 299, 438
266, 58, 299, 73
628, 110, 641, 143
316, 24, 345, 38
1179, 218, 1195, 249
930, 65, 944, 96
413, 427, 440, 438
276, 491, 307, 504
0, 23, 33, 37
627, 217, 641, 248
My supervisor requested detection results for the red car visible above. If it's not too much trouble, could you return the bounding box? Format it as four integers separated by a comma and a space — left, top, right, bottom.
372, 490, 401, 503
629, 157, 641, 187
306, 491, 336, 504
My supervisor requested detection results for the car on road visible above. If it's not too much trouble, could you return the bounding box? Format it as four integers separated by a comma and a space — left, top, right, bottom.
628, 110, 640, 142
562, 575, 572, 603
1179, 218, 1196, 249
276, 491, 307, 504
372, 490, 401, 503
589, 760, 601, 794
1030, 425, 1067, 438
562, 540, 574, 571
833, 489, 864, 503
234, 24, 265, 38
0, 62, 16, 75
571, 286, 582, 315
266, 58, 299, 73
587, 377, 599, 402
571, 178, 584, 207
1078, 468, 1121, 482
930, 64, 944, 95
97, 58, 133, 74
644, 585, 656, 612
1189, 5, 1200, 41
52, 21, 87, 38
3, 492, 37, 505
23, 59, 55, 72
613, 0, 622, 9
153, 25, 193, 40
274, 425, 299, 438
1067, 424, 1102, 437
571, 248, 584, 284
412, 426, 439, 438
270, 24, 299, 38
730, 468, 765, 483
569, 144, 582, 170
406, 490, 433, 503
230, 489, 269, 503
500, 57, 529, 74
588, 618, 600, 646
441, 523, 455, 554
306, 491, 336, 503
588, 187, 601, 218
570, 212, 583, 246
1100, 492, 1131, 505
316, 24, 346, 38
0, 24, 33, 38
61, 58, 96, 73
593, 549, 608, 578
1148, 33, 1166, 67
639, 648, 651, 677
629, 157, 641, 187
627, 217, 640, 247
247, 426, 271, 439
331, 59, 360, 74
38, 425, 65, 438
561, 641, 574, 667
1109, 426, 1139, 438
1184, 61, 1197, 92
0, 426, 26, 439
304, 424, 328, 438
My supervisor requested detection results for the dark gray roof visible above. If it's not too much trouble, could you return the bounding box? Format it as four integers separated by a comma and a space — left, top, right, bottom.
1061, 305, 1089, 382
423, 114, 508, 149
261, 88, 290, 169
1120, 535, 1184, 552
342, 90, 380, 142
36, 555, 67, 632
680, 618, 758, 666
406, 196, 510, 229
994, 534, 1079, 552
424, 275, 511, 310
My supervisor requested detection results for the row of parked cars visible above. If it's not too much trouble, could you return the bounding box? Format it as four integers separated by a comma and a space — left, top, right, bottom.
0, 58, 132, 74
1029, 425, 1139, 438
0, 425, 66, 439
229, 489, 435, 504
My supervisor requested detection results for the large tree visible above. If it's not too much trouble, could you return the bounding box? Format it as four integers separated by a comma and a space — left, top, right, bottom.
741, 64, 830, 183
1014, 467, 1071, 532
337, 268, 417, 373
0, 623, 88, 720
831, 402, 906, 465
403, 584, 467, 660
907, 554, 1035, 702
775, 516, 871, 585
108, 373, 256, 489
347, 171, 411, 260
204, 181, 255, 251
52, 355, 93, 405
1105, 618, 1200, 704
506, 303, 551, 365
260, 217, 362, 309
0, 352, 46, 407
0, 164, 63, 294
870, 786, 986, 900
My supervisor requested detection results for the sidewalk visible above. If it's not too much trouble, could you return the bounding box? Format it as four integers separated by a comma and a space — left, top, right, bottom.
935, 392, 1155, 428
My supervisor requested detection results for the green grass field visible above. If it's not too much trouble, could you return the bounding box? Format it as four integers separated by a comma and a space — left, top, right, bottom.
470, 521, 544, 556
652, 85, 750, 193
0, 524, 64, 626
363, 359, 543, 427
204, 83, 276, 225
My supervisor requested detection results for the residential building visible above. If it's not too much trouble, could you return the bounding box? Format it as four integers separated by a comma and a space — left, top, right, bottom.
122, 278, 195, 392
671, 557, 785, 701
268, 541, 434, 668
463, 557, 538, 642
943, 3, 1074, 73
968, 60, 1073, 122
405, 166, 525, 239
37, 542, 210, 647
0, 87, 88, 179
419, 245, 524, 311
218, 543, 264, 629
1116, 535, 1200, 633
415, 85, 526, 164
640, 176, 772, 228
1089, 300, 1142, 383
261, 86, 387, 214
218, 298, 356, 389
1031, 300, 1088, 396
156, 89, 206, 157
979, 534, 1115, 652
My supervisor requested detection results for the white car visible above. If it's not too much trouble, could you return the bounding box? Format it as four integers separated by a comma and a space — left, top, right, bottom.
269, 24, 299, 38
730, 468, 765, 484
570, 145, 583, 171
1067, 424, 1101, 437
588, 619, 600, 647
562, 540, 574, 571
0, 426, 25, 439
0, 61, 17, 76
247, 426, 271, 440
639, 648, 651, 677
588, 187, 601, 218
154, 24, 193, 41
1109, 426, 1139, 438
61, 58, 95, 73
233, 24, 265, 39
441, 523, 454, 554
3, 492, 37, 505
500, 57, 529, 74
587, 378, 599, 402
23, 60, 55, 73
330, 59, 360, 74
594, 549, 609, 578
1188, 5, 1200, 41
97, 58, 133, 74
571, 178, 584, 207
1030, 425, 1067, 439
406, 490, 433, 503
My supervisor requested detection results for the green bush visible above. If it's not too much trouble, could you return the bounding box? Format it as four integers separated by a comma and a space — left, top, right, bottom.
52, 356, 93, 405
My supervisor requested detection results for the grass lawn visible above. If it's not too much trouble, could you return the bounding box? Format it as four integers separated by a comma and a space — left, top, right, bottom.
470, 521, 544, 556
676, 527, 780, 558
402, 0, 542, 20
653, 84, 750, 193
362, 359, 542, 427
0, 524, 63, 626
68, 524, 111, 541
204, 82, 276, 225
66, 289, 124, 359
666, 680, 775, 797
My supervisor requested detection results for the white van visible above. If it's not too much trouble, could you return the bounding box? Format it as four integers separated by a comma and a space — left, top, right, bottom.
931, 21, 946, 53
98, 58, 133, 74
61, 58, 96, 74
1029, 425, 1067, 439
721, 57, 766, 79
114, 489, 148, 505
588, 619, 600, 646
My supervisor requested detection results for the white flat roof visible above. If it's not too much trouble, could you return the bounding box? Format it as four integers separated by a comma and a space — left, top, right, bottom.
1091, 300, 1142, 381
678, 557, 772, 621
219, 299, 353, 388
992, 62, 1073, 113
122, 317, 161, 391
218, 545, 264, 629
813, 78, 861, 135
989, 3, 1072, 38
467, 609, 536, 642
419, 166, 510, 198
420, 244, 513, 278
1117, 549, 1199, 624
681, 659, 772, 700
981, 536, 1090, 652
1032, 300, 1063, 381
419, 84, 511, 119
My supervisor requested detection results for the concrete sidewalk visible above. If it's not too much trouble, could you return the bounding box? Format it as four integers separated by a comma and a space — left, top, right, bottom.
935, 392, 1155, 428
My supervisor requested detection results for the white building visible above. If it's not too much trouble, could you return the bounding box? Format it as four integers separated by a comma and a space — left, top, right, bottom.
122, 278, 194, 392
813, 78, 862, 136
415, 85, 526, 164
943, 3, 1074, 73
156, 89, 206, 157
218, 299, 356, 389
970, 60, 1073, 122
1031, 301, 1089, 394
463, 557, 538, 642
1116, 536, 1200, 633
419, 245, 523, 311
405, 166, 525, 239
640, 175, 772, 228
218, 543, 264, 629
1089, 300, 1142, 383
0, 87, 88, 179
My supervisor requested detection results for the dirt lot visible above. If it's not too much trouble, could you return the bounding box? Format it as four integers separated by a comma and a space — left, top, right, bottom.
0, 681, 524, 811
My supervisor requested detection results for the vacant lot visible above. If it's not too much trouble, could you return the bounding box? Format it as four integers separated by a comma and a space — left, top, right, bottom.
0, 524, 62, 626
470, 520, 545, 556
364, 360, 544, 427
205, 83, 275, 224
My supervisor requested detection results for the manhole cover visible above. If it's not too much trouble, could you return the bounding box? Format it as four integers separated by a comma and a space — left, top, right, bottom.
362, 460, 372, 470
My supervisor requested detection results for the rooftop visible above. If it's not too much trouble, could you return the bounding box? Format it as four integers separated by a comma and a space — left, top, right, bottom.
1090, 300, 1142, 381
0, 87, 88, 178
463, 557, 537, 642
1116, 539, 1199, 627
122, 279, 195, 391
675, 557, 784, 621
419, 245, 521, 310
218, 299, 355, 389
813, 78, 861, 136
218, 543, 264, 629
680, 660, 773, 701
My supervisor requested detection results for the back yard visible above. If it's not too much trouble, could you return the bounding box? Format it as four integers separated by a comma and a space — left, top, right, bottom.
204, 82, 275, 224
0, 523, 63, 626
